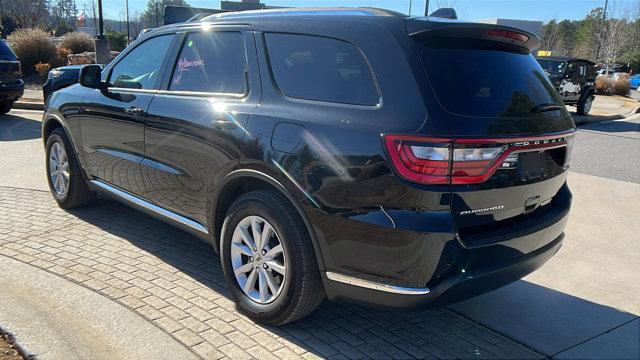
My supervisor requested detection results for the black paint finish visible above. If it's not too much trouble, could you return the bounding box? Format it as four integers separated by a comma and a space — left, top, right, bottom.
43, 10, 575, 309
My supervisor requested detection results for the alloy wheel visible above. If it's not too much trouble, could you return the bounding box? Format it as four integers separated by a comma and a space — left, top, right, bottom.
584, 97, 592, 113
230, 215, 287, 304
49, 141, 69, 196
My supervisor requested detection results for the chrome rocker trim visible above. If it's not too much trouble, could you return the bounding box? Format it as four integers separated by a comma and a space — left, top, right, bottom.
90, 180, 209, 234
326, 271, 431, 295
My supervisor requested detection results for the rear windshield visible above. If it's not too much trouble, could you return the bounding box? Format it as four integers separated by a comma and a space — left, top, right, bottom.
412, 36, 563, 118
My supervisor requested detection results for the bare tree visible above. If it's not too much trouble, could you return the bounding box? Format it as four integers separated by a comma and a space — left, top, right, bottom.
597, 0, 634, 72
436, 0, 457, 8
4, 0, 50, 29
541, 19, 561, 52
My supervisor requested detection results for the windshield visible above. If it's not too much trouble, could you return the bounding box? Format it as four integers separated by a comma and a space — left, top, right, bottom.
0, 41, 17, 59
537, 59, 567, 76
412, 36, 563, 118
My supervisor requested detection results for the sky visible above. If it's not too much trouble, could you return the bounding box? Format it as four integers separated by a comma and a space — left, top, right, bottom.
80, 0, 637, 23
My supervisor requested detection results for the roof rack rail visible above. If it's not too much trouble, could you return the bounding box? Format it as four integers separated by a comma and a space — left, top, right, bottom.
429, 8, 457, 19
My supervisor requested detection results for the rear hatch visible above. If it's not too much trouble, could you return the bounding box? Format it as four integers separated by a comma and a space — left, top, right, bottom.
0, 41, 22, 83
392, 21, 575, 247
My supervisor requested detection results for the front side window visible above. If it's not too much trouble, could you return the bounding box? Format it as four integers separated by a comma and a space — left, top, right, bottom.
169, 31, 247, 94
109, 34, 173, 90
265, 33, 379, 106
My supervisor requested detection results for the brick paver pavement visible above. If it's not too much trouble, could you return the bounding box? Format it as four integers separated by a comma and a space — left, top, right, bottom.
0, 186, 542, 360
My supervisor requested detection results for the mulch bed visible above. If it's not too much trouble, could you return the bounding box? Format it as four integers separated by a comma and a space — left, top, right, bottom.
0, 330, 27, 360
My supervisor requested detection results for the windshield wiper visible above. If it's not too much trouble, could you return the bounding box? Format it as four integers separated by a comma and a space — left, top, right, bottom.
530, 103, 564, 113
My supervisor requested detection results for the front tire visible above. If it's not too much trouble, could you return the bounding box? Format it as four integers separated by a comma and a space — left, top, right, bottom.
0, 102, 13, 114
45, 128, 95, 208
220, 190, 324, 325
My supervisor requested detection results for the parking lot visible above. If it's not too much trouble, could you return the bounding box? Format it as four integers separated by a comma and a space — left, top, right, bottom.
1, 108, 639, 359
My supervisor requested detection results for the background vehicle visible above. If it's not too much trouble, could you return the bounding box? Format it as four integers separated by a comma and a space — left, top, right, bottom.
537, 56, 596, 115
43, 65, 85, 105
42, 8, 575, 325
0, 40, 24, 114
630, 74, 640, 90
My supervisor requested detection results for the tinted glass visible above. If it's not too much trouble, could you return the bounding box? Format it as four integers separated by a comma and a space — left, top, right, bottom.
265, 33, 379, 106
413, 37, 563, 118
0, 41, 17, 59
537, 59, 567, 76
170, 31, 246, 94
109, 34, 173, 90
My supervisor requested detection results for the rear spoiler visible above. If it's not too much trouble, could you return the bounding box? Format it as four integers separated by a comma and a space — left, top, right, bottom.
407, 21, 541, 53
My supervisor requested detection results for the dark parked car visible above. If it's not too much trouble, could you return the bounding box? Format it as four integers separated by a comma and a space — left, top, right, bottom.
0, 40, 23, 114
43, 65, 85, 105
42, 8, 575, 325
536, 56, 596, 115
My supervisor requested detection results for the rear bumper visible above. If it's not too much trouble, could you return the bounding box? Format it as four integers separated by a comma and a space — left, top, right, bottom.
0, 80, 24, 102
324, 233, 563, 309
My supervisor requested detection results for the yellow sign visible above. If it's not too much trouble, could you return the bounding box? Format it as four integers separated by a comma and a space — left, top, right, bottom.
537, 50, 552, 57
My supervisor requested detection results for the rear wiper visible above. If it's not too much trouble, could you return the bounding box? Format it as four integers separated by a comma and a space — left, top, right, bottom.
530, 103, 564, 113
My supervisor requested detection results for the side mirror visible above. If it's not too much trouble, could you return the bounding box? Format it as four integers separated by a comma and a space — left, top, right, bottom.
79, 65, 105, 89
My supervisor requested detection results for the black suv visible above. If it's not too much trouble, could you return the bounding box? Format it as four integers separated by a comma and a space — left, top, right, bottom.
0, 40, 23, 114
43, 8, 575, 325
536, 56, 596, 115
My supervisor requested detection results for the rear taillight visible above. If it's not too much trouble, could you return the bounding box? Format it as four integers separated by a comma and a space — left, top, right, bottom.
384, 132, 575, 185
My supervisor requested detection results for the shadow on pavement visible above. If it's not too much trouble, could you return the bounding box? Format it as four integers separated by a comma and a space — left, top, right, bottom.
579, 119, 640, 133
449, 280, 639, 358
571, 113, 624, 126
0, 114, 42, 141
61, 196, 640, 359
65, 198, 536, 359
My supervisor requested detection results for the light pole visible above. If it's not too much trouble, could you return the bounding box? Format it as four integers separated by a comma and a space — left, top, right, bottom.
97, 0, 104, 38
424, 0, 430, 16
95, 0, 110, 64
125, 0, 130, 43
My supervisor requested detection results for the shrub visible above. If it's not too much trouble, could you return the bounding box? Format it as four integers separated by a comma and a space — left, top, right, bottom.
595, 75, 611, 95
55, 47, 72, 66
68, 52, 94, 65
60, 32, 94, 54
612, 73, 630, 96
35, 62, 51, 77
7, 28, 56, 76
107, 31, 128, 52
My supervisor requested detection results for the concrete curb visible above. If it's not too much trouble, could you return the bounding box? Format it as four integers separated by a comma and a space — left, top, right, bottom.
13, 101, 44, 111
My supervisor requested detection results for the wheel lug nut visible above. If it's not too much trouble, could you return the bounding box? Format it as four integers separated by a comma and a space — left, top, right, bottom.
249, 257, 253, 262
261, 249, 267, 255
263, 264, 268, 269
253, 247, 257, 251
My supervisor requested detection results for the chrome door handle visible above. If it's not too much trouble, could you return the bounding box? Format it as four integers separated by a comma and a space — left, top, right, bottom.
212, 118, 238, 131
124, 107, 143, 115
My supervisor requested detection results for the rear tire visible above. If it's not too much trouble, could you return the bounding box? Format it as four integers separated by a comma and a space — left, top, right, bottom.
576, 95, 593, 115
45, 128, 95, 208
220, 190, 324, 325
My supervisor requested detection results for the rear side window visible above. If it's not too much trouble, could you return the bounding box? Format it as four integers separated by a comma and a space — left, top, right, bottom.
170, 31, 246, 94
265, 33, 379, 106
